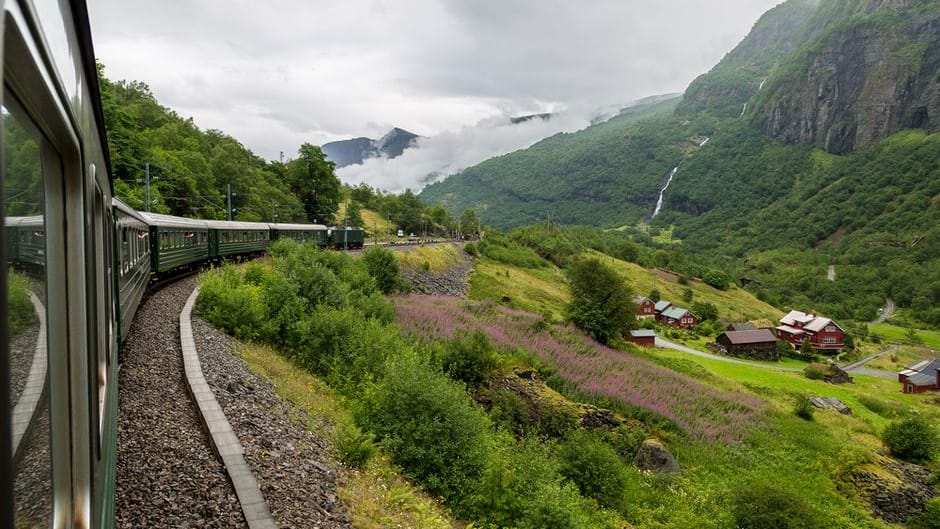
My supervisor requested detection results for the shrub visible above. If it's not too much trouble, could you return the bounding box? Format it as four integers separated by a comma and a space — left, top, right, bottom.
442, 331, 501, 386
691, 301, 718, 322
489, 388, 534, 436
463, 242, 478, 256
565, 257, 636, 344
804, 363, 828, 380
333, 420, 376, 468
558, 431, 628, 510
858, 396, 902, 418
912, 497, 940, 529
702, 269, 730, 290
7, 271, 37, 337
362, 246, 405, 294
793, 394, 815, 421
732, 483, 821, 529
359, 355, 492, 499
197, 265, 265, 339
882, 416, 939, 463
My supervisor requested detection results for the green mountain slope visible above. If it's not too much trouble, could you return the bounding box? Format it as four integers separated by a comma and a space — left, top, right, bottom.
420, 0, 940, 323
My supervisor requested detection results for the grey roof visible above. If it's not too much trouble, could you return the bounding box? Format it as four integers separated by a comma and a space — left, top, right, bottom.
203, 220, 271, 230
630, 329, 657, 338
654, 300, 672, 312
633, 296, 652, 304
727, 322, 757, 331
721, 329, 777, 345
268, 222, 328, 231
661, 306, 690, 320
900, 359, 940, 386
139, 212, 208, 230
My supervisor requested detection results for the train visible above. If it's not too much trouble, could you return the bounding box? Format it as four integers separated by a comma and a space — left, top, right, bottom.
0, 1, 360, 527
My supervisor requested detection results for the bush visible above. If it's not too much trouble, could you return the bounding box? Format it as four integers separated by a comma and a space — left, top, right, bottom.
793, 394, 815, 421
565, 257, 636, 344
732, 483, 821, 529
362, 246, 405, 294
913, 497, 940, 529
702, 269, 730, 290
558, 431, 628, 509
197, 265, 265, 339
691, 301, 718, 322
858, 395, 902, 418
359, 355, 492, 499
7, 271, 37, 337
333, 420, 376, 468
804, 363, 828, 380
442, 331, 502, 386
882, 416, 939, 463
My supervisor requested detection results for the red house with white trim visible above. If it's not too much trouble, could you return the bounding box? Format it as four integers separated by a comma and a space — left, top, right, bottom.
775, 310, 844, 352
634, 296, 656, 319
660, 306, 698, 329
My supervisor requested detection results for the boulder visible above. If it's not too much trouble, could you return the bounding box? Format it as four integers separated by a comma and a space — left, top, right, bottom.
633, 439, 680, 474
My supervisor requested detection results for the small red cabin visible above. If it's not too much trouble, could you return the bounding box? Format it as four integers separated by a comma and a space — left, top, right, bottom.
660, 306, 698, 329
628, 329, 657, 347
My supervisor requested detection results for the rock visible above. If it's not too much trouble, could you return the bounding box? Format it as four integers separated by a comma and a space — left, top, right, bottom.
810, 397, 852, 414
852, 456, 937, 524
633, 439, 680, 474
824, 364, 854, 384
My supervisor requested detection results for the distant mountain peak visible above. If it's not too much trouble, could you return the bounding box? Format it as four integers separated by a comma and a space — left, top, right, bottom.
322, 127, 419, 168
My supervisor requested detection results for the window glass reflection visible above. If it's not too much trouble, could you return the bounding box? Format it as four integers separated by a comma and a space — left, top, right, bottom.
4, 102, 52, 527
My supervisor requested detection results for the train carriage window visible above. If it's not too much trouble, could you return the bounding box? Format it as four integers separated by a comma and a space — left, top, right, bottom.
4, 101, 53, 527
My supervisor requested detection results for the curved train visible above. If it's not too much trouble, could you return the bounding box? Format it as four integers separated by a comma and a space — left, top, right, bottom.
1, 1, 360, 527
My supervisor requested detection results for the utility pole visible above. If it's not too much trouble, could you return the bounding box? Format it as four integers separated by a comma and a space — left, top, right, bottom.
227, 184, 233, 221
145, 162, 151, 212
271, 201, 277, 223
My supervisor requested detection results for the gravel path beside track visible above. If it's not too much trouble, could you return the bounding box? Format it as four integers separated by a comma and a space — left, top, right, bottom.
116, 278, 246, 529
194, 316, 353, 529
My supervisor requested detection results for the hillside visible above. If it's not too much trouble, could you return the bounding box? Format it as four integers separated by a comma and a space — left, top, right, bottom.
420, 0, 940, 324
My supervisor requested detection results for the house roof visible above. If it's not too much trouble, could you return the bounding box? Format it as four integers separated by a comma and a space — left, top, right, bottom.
633, 296, 652, 304
654, 300, 672, 312
907, 371, 939, 386
721, 329, 777, 345
903, 359, 940, 373
775, 325, 805, 335
630, 329, 657, 338
727, 322, 756, 331
661, 306, 691, 320
780, 310, 808, 325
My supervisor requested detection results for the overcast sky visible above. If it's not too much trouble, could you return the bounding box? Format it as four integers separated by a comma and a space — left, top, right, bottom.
89, 0, 781, 191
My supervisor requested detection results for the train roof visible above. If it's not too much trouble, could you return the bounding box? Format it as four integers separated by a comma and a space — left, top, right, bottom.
139, 212, 209, 230
203, 220, 271, 231
5, 215, 44, 227
112, 198, 148, 222
268, 222, 328, 231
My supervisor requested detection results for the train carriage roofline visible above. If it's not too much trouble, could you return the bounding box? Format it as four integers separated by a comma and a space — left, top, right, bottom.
138, 212, 209, 230
112, 197, 148, 222
267, 222, 329, 230
203, 220, 272, 231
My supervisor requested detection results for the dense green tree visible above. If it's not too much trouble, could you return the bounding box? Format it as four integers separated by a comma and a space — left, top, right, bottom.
882, 416, 938, 464
460, 209, 480, 236
565, 257, 636, 344
691, 301, 718, 322
344, 199, 365, 227
286, 143, 341, 224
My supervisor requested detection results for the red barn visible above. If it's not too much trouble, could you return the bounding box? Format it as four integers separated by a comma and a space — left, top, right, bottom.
775, 310, 844, 352
634, 296, 656, 319
898, 359, 940, 394
628, 329, 657, 346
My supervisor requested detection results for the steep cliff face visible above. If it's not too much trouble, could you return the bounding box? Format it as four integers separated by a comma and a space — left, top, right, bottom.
758, 5, 940, 153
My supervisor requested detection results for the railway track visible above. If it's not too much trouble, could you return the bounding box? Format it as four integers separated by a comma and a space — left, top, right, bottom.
116, 269, 354, 529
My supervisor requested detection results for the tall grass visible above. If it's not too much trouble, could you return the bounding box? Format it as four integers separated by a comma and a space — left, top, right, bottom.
395, 295, 765, 443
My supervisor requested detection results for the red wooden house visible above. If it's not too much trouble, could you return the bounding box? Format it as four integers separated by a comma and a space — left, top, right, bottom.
774, 310, 844, 352
660, 306, 698, 329
898, 359, 940, 394
634, 296, 656, 319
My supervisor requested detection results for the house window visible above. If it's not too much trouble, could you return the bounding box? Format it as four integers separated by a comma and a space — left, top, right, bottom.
825, 325, 835, 332
823, 336, 837, 344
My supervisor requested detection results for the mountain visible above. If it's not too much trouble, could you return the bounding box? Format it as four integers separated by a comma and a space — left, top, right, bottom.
322, 127, 419, 168
420, 0, 940, 323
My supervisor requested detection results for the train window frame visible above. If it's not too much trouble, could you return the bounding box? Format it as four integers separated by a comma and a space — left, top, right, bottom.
4, 3, 98, 525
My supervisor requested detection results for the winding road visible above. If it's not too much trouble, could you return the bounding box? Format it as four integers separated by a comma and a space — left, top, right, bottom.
869, 298, 895, 325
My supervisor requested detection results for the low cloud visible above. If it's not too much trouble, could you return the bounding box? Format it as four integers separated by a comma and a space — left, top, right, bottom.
336, 107, 596, 193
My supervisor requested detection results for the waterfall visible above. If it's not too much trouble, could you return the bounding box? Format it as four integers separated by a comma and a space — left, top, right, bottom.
739, 102, 748, 118
651, 166, 679, 219
699, 137, 710, 147
758, 77, 767, 91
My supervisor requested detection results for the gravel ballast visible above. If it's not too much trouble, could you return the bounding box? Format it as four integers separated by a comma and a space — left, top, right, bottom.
116, 277, 246, 529
193, 316, 353, 529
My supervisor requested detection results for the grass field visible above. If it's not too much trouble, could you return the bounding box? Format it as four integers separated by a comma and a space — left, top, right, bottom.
591, 251, 784, 322
395, 243, 466, 274
868, 322, 940, 350
468, 257, 569, 320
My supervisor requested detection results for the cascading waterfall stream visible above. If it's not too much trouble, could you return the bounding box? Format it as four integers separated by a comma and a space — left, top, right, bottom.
651, 165, 679, 219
